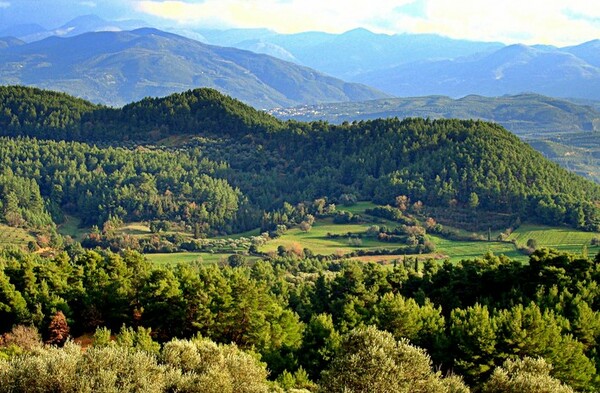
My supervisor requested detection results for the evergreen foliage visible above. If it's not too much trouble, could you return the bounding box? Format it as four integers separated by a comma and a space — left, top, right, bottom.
0, 86, 598, 232
0, 248, 599, 391
2, 86, 600, 391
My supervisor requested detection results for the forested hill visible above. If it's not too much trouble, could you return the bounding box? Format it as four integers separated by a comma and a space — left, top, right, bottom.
1, 85, 600, 231
0, 86, 103, 137
0, 86, 283, 140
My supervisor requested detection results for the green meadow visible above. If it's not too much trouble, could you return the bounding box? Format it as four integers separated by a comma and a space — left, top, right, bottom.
509, 224, 597, 255
24, 202, 600, 265
0, 224, 35, 248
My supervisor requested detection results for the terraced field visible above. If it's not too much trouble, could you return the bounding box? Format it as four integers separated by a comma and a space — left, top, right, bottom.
509, 224, 598, 255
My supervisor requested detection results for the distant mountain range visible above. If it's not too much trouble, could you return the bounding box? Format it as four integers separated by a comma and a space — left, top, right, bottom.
193, 27, 504, 79
269, 93, 600, 136
3, 15, 600, 102
356, 43, 600, 99
0, 15, 148, 42
0, 28, 387, 108
171, 27, 600, 101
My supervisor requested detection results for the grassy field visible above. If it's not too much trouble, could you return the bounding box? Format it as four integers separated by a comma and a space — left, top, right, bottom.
57, 215, 88, 241
259, 218, 399, 256
257, 204, 594, 263
214, 228, 262, 240
508, 224, 598, 255
338, 201, 378, 215
430, 235, 527, 263
145, 252, 259, 266
49, 203, 600, 266
0, 224, 35, 248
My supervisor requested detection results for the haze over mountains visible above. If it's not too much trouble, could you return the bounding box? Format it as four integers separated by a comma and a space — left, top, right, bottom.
195, 27, 504, 79
2, 15, 600, 106
0, 27, 387, 108
0, 15, 148, 43
190, 26, 600, 101
357, 43, 600, 99
270, 94, 600, 135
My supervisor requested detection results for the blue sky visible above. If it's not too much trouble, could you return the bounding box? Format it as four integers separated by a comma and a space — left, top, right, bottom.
0, 0, 598, 46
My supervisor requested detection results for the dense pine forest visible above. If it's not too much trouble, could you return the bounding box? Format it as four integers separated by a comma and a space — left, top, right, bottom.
1, 86, 600, 234
1, 247, 599, 391
2, 85, 600, 392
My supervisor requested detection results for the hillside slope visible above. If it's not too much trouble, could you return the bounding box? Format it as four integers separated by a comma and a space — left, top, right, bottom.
269, 94, 600, 183
1, 86, 599, 231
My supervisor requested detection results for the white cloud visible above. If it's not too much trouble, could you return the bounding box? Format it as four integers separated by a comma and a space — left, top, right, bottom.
135, 0, 413, 33
134, 0, 600, 46
399, 0, 600, 46
79, 1, 97, 6
563, 1, 600, 19
0, 1, 10, 8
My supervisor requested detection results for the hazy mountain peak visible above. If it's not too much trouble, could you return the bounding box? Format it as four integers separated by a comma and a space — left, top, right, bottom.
0, 37, 26, 49
495, 43, 537, 55
0, 28, 388, 108
342, 27, 376, 37
234, 39, 299, 63
129, 27, 176, 37
60, 14, 108, 28
566, 39, 600, 49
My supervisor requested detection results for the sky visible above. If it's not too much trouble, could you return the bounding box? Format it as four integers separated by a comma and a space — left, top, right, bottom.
0, 0, 599, 46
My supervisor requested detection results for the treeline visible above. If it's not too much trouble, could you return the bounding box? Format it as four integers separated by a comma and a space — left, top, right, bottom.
1, 86, 600, 231
0, 87, 282, 141
1, 247, 600, 391
0, 325, 574, 392
0, 85, 101, 139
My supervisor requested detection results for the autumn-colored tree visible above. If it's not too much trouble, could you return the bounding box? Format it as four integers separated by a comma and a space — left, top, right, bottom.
425, 217, 437, 230
395, 195, 410, 212
299, 221, 312, 232
412, 200, 424, 214
46, 311, 70, 346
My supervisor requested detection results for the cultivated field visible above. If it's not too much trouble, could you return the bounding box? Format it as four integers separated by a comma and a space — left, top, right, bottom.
43, 202, 600, 265
0, 224, 35, 248
430, 235, 526, 263
145, 252, 260, 266
509, 224, 598, 255
259, 218, 400, 256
